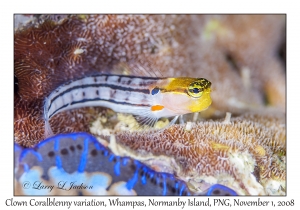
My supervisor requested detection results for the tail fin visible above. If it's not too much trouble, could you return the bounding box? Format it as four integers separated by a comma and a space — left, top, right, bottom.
44, 97, 54, 139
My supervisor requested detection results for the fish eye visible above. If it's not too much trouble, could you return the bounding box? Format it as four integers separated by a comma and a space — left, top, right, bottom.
187, 81, 204, 98
192, 88, 200, 93
151, 87, 160, 95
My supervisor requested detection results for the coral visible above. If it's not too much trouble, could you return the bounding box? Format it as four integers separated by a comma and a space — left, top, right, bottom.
113, 113, 286, 195
190, 15, 286, 114
14, 15, 285, 147
15, 91, 102, 147
210, 15, 286, 110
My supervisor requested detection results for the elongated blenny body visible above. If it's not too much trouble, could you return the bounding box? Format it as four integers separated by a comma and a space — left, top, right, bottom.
44, 74, 212, 137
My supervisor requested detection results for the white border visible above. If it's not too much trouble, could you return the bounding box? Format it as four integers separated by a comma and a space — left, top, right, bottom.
1, 0, 298, 209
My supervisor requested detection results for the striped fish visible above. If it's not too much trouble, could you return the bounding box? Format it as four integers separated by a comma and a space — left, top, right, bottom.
44, 74, 212, 137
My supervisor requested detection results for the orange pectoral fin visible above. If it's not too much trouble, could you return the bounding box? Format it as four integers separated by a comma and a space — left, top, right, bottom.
151, 105, 164, 111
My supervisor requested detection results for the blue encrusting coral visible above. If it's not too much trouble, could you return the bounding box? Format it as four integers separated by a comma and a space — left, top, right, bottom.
14, 132, 237, 196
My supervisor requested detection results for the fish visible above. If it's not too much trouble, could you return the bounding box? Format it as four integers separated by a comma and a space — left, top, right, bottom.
44, 74, 212, 137
14, 132, 237, 196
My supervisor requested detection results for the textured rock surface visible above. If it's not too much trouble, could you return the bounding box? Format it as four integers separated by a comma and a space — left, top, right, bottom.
113, 112, 285, 195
